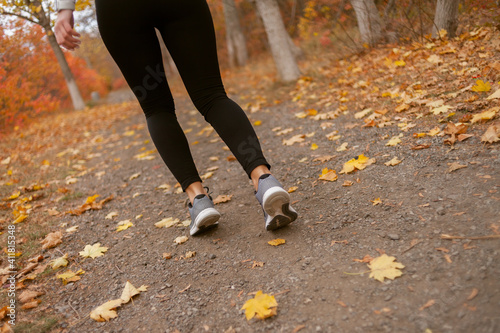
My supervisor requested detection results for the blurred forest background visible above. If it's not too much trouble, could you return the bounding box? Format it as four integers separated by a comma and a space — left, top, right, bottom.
0, 0, 499, 133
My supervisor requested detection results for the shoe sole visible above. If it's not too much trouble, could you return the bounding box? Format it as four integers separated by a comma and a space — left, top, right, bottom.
262, 187, 298, 231
190, 208, 220, 236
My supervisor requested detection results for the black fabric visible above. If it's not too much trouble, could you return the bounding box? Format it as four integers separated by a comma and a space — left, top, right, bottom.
95, 0, 270, 191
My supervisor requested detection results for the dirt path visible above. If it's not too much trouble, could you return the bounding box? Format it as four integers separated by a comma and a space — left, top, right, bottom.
5, 91, 496, 332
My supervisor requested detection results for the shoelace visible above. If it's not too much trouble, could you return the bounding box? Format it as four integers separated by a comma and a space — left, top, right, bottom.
184, 186, 213, 208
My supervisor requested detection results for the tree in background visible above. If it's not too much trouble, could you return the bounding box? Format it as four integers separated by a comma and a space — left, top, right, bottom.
0, 20, 107, 129
223, 0, 248, 67
432, 0, 459, 38
350, 0, 382, 46
254, 0, 301, 82
0, 0, 91, 110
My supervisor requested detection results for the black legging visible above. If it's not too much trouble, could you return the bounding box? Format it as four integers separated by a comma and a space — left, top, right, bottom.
95, 0, 270, 191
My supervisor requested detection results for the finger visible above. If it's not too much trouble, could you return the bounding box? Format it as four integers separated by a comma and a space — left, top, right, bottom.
63, 22, 81, 38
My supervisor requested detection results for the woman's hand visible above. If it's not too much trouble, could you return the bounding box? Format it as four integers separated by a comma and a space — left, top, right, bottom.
54, 9, 81, 51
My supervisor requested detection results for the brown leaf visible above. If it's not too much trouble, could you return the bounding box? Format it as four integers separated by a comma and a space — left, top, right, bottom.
467, 288, 478, 301
448, 162, 467, 173
411, 144, 431, 150
353, 255, 374, 263
481, 124, 500, 143
41, 231, 63, 250
213, 194, 233, 205
312, 155, 335, 162
20, 300, 41, 310
19, 289, 44, 304
419, 299, 435, 311
457, 134, 473, 142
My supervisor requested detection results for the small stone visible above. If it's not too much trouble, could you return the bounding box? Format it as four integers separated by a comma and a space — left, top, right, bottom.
209, 254, 216, 259
388, 234, 400, 240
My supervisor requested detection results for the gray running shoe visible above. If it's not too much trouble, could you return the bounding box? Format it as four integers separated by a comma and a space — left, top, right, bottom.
188, 190, 220, 236
255, 174, 298, 230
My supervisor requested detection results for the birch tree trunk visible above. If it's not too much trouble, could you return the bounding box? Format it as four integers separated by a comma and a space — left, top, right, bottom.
45, 28, 86, 110
350, 0, 382, 47
432, 0, 459, 38
255, 0, 300, 82
222, 0, 248, 67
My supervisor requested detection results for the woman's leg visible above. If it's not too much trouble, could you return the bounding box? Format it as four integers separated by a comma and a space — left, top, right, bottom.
94, 0, 206, 199
156, 0, 271, 187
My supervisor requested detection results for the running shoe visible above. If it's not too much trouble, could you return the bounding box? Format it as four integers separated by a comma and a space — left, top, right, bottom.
255, 174, 298, 230
188, 189, 220, 236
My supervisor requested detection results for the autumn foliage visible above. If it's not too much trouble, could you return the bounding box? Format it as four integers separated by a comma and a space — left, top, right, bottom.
0, 20, 108, 131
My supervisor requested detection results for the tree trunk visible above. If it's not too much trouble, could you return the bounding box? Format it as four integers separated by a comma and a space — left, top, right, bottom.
255, 0, 301, 82
432, 0, 459, 38
222, 0, 248, 67
45, 28, 86, 110
350, 0, 382, 47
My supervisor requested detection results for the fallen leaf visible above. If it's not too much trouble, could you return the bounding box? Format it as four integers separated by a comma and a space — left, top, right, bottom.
79, 243, 108, 259
481, 125, 500, 143
471, 107, 498, 123
318, 168, 338, 181
185, 251, 196, 259
354, 108, 372, 119
471, 80, 491, 92
268, 239, 286, 246
105, 212, 119, 220
129, 172, 141, 181
353, 255, 374, 263
458, 134, 473, 141
163, 253, 172, 260
57, 269, 84, 285
283, 134, 305, 146
50, 254, 69, 269
213, 194, 233, 204
339, 154, 376, 174
116, 220, 133, 232
174, 236, 188, 244
336, 142, 348, 152
467, 288, 478, 301
288, 186, 298, 193
386, 136, 402, 146
448, 162, 467, 173
19, 289, 44, 304
120, 281, 147, 303
431, 105, 453, 115
65, 225, 78, 233
368, 254, 405, 282
155, 217, 180, 228
313, 155, 335, 162
241, 291, 278, 320
310, 143, 319, 150
252, 261, 264, 268
371, 198, 382, 206
342, 180, 353, 186
253, 120, 262, 126
41, 231, 63, 250
487, 88, 500, 99
427, 127, 441, 136
411, 144, 431, 150
90, 299, 123, 322
384, 157, 402, 166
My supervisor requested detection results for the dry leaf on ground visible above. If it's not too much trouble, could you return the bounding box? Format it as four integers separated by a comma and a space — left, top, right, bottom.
339, 154, 376, 174
174, 236, 188, 244
268, 239, 285, 246
41, 231, 63, 250
155, 217, 180, 228
49, 254, 68, 269
213, 194, 233, 204
384, 157, 402, 166
368, 254, 405, 282
241, 291, 278, 320
318, 168, 338, 181
116, 220, 133, 232
57, 269, 84, 285
90, 299, 123, 322
448, 162, 467, 173
481, 124, 500, 143
79, 243, 108, 259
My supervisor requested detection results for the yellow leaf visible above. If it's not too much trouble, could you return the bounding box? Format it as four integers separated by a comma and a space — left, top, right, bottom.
120, 281, 147, 303
386, 136, 402, 146
90, 299, 123, 322
310, 143, 319, 150
79, 243, 108, 259
129, 172, 141, 180
395, 104, 410, 113
318, 168, 338, 182
50, 254, 69, 269
241, 291, 278, 320
307, 109, 318, 116
384, 157, 402, 166
201, 171, 214, 180
41, 160, 50, 166
354, 108, 372, 119
57, 269, 84, 285
4, 191, 20, 200
268, 239, 286, 246
288, 186, 298, 193
371, 198, 382, 206
471, 80, 491, 92
368, 254, 405, 282
339, 154, 376, 174
155, 217, 180, 228
123, 130, 135, 136
13, 214, 28, 224
254, 120, 262, 126
85, 194, 100, 204
394, 60, 406, 67
470, 107, 498, 123
116, 220, 133, 232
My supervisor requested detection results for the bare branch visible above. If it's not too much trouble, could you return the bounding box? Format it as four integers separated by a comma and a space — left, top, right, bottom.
0, 10, 40, 26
